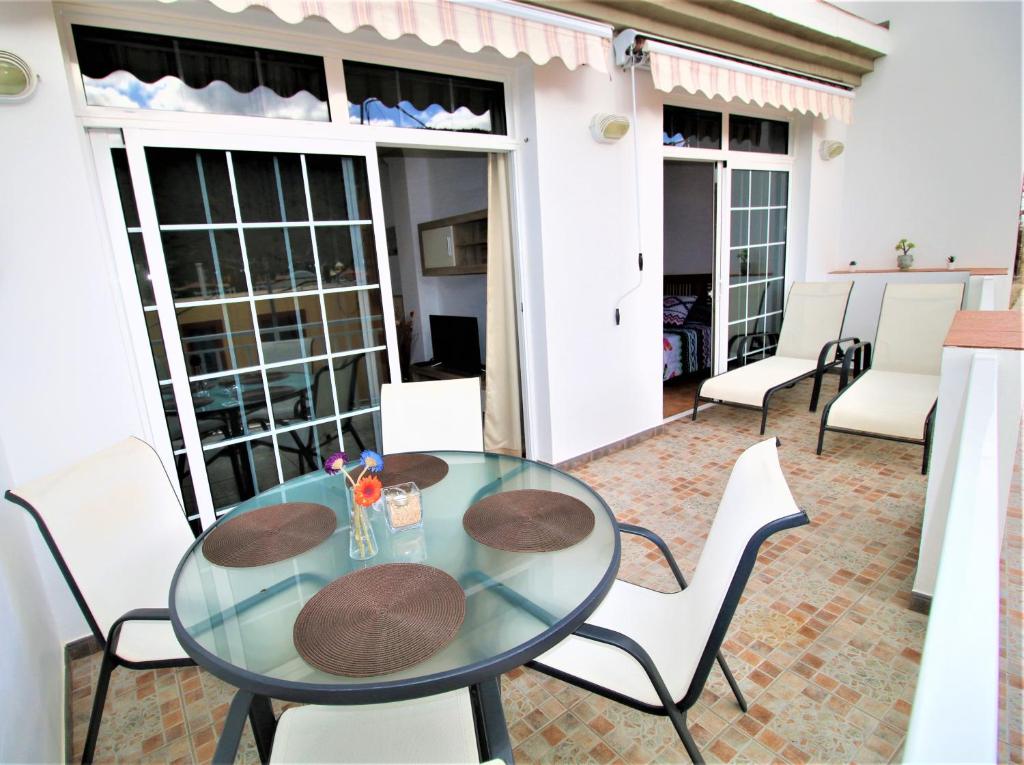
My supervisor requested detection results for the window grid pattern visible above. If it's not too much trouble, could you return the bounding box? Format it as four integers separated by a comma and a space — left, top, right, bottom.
116, 147, 387, 518
728, 169, 789, 366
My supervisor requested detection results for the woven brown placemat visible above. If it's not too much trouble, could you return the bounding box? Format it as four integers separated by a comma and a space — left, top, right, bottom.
202, 503, 336, 567
463, 490, 595, 552
379, 453, 449, 489
293, 563, 465, 677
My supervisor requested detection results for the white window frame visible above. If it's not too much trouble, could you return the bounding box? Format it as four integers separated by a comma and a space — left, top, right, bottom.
660, 93, 797, 380
64, 1, 541, 489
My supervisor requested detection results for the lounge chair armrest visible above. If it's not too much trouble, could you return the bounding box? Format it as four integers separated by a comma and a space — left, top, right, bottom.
816, 337, 861, 369
838, 341, 872, 389
618, 523, 689, 590
734, 333, 774, 366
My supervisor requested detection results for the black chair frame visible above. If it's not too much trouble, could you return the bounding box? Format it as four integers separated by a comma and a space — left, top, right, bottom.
257, 356, 368, 472
529, 512, 809, 764
692, 336, 861, 435
816, 340, 937, 474
211, 676, 514, 765
3, 486, 195, 765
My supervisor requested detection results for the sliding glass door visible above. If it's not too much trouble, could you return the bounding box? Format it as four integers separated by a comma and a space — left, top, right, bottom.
101, 130, 395, 528
725, 167, 789, 369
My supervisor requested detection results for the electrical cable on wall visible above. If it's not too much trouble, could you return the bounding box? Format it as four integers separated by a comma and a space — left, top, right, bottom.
614, 50, 645, 326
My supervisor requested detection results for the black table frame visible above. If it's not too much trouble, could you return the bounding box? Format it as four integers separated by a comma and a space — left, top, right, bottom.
168, 451, 621, 761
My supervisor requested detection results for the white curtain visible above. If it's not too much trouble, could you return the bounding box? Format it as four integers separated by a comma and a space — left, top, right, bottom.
484, 154, 523, 455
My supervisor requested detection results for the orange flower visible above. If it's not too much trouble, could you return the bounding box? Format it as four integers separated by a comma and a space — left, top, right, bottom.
353, 475, 382, 507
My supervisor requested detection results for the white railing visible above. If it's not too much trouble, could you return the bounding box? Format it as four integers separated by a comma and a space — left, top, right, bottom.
905, 351, 1002, 762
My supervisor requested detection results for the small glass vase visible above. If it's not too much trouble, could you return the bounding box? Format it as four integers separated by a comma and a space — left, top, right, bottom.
348, 501, 378, 560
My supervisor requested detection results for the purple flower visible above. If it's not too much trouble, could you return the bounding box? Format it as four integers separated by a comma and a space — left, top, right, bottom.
324, 452, 347, 475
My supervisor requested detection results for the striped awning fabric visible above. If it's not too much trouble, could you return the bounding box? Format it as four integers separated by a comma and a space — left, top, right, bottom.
182, 0, 613, 73
647, 39, 853, 123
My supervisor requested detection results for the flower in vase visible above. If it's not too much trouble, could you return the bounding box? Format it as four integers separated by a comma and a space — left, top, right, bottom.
359, 450, 385, 473
323, 452, 348, 476
353, 475, 383, 507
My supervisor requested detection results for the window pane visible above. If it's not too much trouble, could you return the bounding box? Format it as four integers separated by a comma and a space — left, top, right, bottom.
730, 210, 749, 248
344, 60, 506, 135
277, 422, 341, 482
747, 246, 768, 280
663, 106, 721, 149
178, 305, 258, 376
729, 285, 747, 321
729, 114, 789, 154
73, 25, 329, 121
233, 152, 308, 223
750, 171, 770, 207
324, 289, 385, 353
162, 230, 247, 301
340, 411, 383, 456
306, 155, 371, 221
255, 295, 325, 361
317, 226, 379, 287
245, 228, 318, 296
147, 148, 236, 225
749, 210, 769, 246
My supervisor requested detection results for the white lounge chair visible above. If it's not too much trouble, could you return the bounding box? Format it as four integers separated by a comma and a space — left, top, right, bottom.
817, 282, 964, 473
530, 438, 808, 764
694, 282, 857, 433
381, 378, 484, 453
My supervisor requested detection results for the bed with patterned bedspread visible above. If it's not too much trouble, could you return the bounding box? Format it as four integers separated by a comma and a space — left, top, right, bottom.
663, 295, 713, 382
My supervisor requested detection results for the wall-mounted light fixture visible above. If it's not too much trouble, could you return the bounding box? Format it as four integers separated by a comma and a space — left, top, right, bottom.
0, 51, 38, 103
590, 113, 630, 143
819, 139, 845, 161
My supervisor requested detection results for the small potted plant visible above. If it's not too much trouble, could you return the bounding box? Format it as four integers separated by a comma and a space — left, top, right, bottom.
895, 238, 916, 270
848, 260, 858, 272
946, 255, 956, 270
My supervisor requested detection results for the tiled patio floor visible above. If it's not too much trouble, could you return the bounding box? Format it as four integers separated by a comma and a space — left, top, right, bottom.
69, 377, 1023, 763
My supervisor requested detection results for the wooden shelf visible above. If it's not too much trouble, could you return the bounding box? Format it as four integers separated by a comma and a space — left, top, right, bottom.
418, 209, 488, 277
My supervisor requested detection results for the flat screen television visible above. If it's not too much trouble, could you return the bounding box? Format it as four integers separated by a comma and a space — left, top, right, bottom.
428, 314, 482, 375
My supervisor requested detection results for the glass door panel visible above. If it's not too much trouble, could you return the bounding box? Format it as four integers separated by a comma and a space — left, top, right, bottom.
727, 168, 789, 369
112, 134, 393, 527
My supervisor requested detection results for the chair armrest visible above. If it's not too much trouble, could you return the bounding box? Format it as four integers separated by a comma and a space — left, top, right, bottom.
105, 608, 173, 659
618, 524, 689, 590
574, 623, 680, 711
816, 337, 860, 371
734, 333, 772, 366
838, 341, 872, 390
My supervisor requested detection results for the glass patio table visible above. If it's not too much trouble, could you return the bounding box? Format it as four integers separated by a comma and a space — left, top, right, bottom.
169, 450, 620, 723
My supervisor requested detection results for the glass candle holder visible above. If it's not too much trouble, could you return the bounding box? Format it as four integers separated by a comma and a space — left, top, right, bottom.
383, 482, 423, 533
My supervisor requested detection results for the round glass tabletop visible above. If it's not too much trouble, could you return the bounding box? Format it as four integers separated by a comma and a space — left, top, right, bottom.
170, 451, 620, 703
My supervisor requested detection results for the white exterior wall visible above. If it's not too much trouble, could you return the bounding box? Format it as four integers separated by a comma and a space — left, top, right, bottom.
835, 1, 1022, 273
522, 63, 665, 463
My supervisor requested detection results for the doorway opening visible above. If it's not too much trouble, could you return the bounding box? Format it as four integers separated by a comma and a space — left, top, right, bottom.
378, 148, 524, 456
662, 160, 716, 419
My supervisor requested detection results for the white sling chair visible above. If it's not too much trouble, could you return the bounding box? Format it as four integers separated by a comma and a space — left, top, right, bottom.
211, 683, 511, 764
4, 438, 195, 764
694, 282, 856, 434
381, 378, 484, 454
530, 439, 808, 764
817, 282, 964, 473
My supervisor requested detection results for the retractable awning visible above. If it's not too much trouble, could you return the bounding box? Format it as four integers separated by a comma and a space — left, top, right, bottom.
618, 31, 854, 124
180, 0, 613, 73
